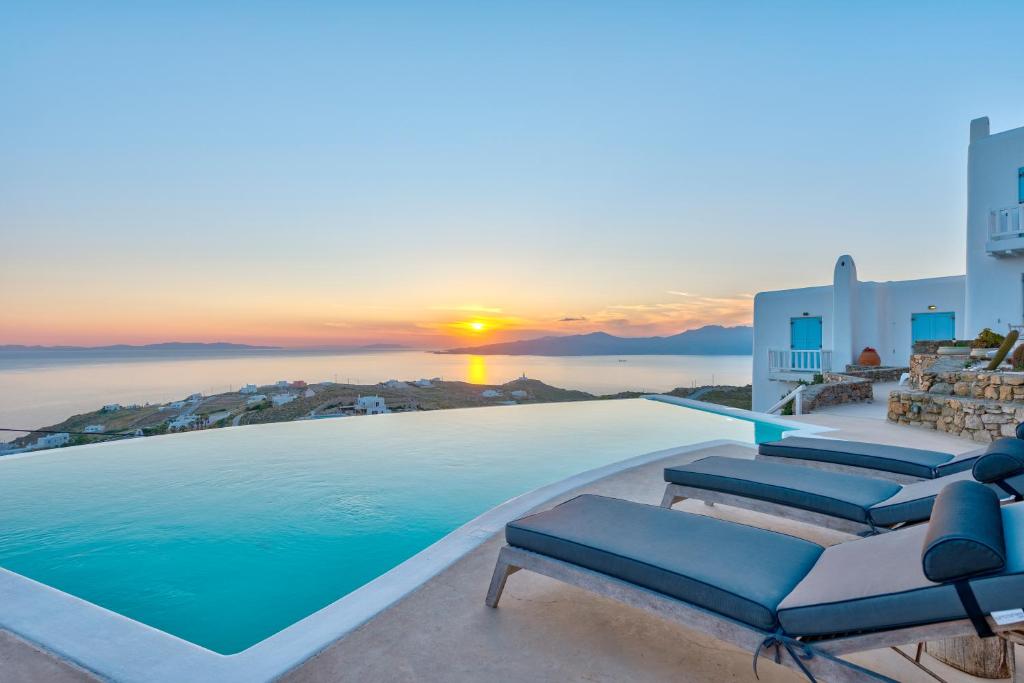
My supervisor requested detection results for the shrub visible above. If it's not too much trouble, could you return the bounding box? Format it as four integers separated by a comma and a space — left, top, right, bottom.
972, 328, 1005, 349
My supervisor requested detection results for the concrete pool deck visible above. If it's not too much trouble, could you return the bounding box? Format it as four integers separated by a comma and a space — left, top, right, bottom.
279, 416, 998, 683
2, 411, 1009, 682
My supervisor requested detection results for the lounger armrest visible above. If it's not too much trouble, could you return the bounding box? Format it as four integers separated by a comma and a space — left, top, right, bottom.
921, 481, 1005, 583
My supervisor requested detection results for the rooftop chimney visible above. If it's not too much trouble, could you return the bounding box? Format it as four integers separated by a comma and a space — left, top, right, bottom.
970, 116, 990, 143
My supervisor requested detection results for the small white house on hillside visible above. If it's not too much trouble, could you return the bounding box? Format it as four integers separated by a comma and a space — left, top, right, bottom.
354, 396, 387, 415
240, 384, 258, 394
753, 117, 1024, 411
31, 433, 70, 450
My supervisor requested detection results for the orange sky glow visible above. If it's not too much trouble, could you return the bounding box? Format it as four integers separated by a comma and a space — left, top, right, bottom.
1, 293, 755, 349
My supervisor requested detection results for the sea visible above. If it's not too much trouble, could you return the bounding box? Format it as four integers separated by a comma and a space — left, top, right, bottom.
0, 349, 752, 431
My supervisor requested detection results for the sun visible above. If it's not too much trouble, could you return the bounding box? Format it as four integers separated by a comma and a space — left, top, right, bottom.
469, 321, 486, 332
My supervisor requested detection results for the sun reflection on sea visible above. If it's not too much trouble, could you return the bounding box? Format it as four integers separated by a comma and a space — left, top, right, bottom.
467, 355, 488, 385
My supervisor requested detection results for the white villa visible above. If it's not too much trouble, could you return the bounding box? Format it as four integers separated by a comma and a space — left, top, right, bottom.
83, 425, 105, 434
753, 117, 1024, 411
353, 395, 388, 415
271, 393, 297, 407
29, 432, 70, 450
166, 415, 201, 431
239, 384, 258, 394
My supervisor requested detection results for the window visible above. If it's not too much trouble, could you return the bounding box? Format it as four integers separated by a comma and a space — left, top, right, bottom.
1019, 167, 1024, 204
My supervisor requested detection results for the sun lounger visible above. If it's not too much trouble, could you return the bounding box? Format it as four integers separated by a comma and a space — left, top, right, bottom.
487, 482, 1023, 682
661, 438, 1024, 534
757, 436, 992, 483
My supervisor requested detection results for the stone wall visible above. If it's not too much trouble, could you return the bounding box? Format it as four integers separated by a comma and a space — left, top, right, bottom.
917, 368, 1024, 401
909, 353, 967, 386
842, 365, 908, 382
912, 340, 959, 355
803, 374, 874, 411
888, 390, 1024, 442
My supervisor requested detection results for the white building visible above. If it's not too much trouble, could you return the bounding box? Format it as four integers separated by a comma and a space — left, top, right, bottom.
31, 432, 70, 450
101, 403, 121, 412
271, 393, 297, 407
168, 401, 186, 409
303, 388, 316, 398
383, 380, 410, 389
239, 384, 258, 394
188, 393, 203, 402
246, 394, 267, 405
481, 389, 503, 398
414, 379, 434, 388
275, 380, 290, 388
167, 415, 201, 431
354, 396, 388, 415
752, 117, 1024, 411
83, 424, 105, 433
510, 390, 528, 399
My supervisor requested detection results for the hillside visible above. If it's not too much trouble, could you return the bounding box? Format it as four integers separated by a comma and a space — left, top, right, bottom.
438, 325, 752, 356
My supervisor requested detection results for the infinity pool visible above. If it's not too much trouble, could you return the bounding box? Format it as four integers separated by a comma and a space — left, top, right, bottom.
0, 399, 786, 654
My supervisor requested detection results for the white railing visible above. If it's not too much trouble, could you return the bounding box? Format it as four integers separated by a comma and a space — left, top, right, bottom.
767, 348, 831, 374
766, 384, 805, 415
989, 205, 1024, 241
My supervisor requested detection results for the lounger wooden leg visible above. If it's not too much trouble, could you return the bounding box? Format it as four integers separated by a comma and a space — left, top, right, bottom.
485, 548, 520, 608
660, 484, 684, 508
793, 647, 899, 683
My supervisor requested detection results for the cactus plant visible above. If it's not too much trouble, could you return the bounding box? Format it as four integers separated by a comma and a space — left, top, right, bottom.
1013, 343, 1024, 371
986, 329, 1019, 370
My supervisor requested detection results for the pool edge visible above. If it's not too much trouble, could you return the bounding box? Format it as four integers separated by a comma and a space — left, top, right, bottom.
0, 408, 830, 683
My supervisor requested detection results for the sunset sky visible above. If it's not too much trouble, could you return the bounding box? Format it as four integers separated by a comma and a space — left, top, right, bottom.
4, 1, 1024, 348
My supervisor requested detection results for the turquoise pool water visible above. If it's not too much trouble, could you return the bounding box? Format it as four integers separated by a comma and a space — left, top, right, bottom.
0, 399, 786, 654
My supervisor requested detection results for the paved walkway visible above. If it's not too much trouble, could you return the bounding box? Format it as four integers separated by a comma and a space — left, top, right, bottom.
809, 381, 900, 420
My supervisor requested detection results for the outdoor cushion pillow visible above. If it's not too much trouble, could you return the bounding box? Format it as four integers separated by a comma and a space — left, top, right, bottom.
921, 481, 1005, 583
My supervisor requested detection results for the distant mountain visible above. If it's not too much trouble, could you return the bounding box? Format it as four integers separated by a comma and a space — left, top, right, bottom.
0, 342, 280, 353
359, 343, 409, 350
438, 325, 752, 356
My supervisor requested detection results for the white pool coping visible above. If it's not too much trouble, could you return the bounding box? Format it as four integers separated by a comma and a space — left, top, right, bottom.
0, 399, 828, 683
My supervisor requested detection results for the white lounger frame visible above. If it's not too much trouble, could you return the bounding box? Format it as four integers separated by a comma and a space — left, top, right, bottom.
486, 545, 1011, 683
659, 482, 890, 535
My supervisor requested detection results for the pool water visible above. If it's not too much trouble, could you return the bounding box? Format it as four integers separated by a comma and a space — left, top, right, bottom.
0, 399, 786, 654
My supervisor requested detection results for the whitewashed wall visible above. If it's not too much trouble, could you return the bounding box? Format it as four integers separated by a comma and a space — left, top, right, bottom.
752, 284, 832, 411
752, 262, 965, 412
966, 119, 1024, 334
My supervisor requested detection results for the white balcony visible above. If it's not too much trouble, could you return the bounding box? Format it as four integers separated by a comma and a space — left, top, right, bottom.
986, 205, 1024, 256
767, 348, 832, 379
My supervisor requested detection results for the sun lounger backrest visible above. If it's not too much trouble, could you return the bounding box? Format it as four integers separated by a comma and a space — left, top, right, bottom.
972, 438, 1024, 497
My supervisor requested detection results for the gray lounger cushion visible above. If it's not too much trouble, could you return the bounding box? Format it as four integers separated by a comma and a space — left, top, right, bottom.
665, 457, 901, 523
922, 481, 1005, 582
505, 494, 823, 630
778, 503, 1024, 637
866, 471, 975, 527
758, 436, 974, 479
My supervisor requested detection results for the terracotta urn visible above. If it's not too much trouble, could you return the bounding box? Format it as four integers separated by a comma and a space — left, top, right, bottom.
858, 347, 881, 366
